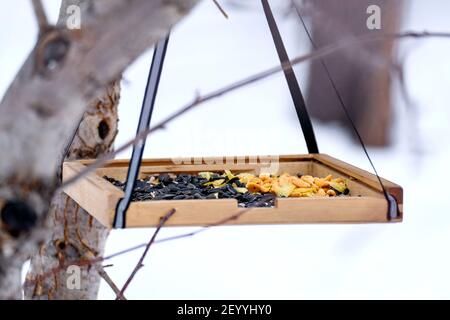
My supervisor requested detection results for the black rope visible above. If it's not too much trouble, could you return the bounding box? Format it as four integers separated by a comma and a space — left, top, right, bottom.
261, 0, 319, 154
59, 114, 84, 181
113, 35, 170, 229
294, 6, 398, 220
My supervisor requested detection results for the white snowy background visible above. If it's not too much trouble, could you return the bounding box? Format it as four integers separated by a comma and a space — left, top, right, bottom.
1, 0, 450, 299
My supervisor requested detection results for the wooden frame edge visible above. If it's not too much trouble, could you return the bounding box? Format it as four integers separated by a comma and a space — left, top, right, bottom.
62, 161, 123, 228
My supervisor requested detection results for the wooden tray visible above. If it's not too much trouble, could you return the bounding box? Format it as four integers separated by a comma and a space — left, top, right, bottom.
62, 154, 403, 228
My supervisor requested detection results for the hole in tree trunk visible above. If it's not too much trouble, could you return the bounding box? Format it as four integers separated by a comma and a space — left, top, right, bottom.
56, 240, 66, 250
1, 200, 37, 237
98, 120, 110, 140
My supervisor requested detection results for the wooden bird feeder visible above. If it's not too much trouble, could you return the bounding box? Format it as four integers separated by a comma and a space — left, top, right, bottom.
62, 154, 403, 228
61, 1, 403, 229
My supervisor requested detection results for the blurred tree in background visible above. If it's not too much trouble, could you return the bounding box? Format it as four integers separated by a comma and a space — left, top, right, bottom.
304, 0, 403, 146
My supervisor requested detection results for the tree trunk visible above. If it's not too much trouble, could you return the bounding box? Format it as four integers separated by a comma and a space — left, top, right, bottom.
0, 0, 199, 299
24, 80, 120, 300
23, 1, 121, 300
304, 0, 402, 146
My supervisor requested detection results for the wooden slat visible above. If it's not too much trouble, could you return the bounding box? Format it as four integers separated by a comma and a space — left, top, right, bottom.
62, 162, 123, 227
313, 154, 403, 203
80, 154, 315, 167
312, 162, 383, 198
123, 197, 389, 227
275, 197, 388, 223
98, 161, 314, 181
125, 199, 239, 228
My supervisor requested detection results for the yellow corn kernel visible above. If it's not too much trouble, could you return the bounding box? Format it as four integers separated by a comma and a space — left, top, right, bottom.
292, 177, 310, 188
314, 178, 330, 188
301, 175, 315, 185
260, 183, 272, 193
246, 182, 261, 193
327, 189, 337, 197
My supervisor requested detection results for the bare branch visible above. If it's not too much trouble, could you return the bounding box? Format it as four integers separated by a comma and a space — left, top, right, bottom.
116, 209, 176, 300
31, 0, 49, 33
97, 266, 126, 300
212, 0, 229, 19
60, 30, 450, 191
23, 208, 249, 289
292, 0, 424, 152
155, 208, 250, 244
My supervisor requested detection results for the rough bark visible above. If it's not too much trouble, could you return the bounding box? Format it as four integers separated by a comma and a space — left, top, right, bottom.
304, 0, 402, 146
24, 80, 120, 300
24, 5, 119, 300
0, 0, 199, 299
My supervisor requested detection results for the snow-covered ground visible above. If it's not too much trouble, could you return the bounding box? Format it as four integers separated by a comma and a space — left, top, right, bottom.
2, 0, 450, 299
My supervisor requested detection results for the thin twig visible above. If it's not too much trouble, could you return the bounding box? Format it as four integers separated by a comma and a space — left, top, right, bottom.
31, 0, 49, 33
293, 4, 393, 200
292, 0, 401, 72
105, 208, 250, 258
58, 30, 450, 191
291, 0, 424, 158
116, 209, 176, 300
97, 266, 126, 300
155, 208, 250, 243
212, 0, 229, 19
23, 208, 248, 288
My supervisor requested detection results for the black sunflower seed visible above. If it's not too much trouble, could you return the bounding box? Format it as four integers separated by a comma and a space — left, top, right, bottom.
153, 194, 176, 200
103, 171, 280, 208
158, 174, 172, 185
210, 174, 222, 181
225, 184, 238, 195
234, 180, 245, 188
226, 177, 240, 184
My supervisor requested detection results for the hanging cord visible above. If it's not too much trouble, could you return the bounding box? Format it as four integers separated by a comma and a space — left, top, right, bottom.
113, 35, 170, 229
294, 6, 398, 220
59, 114, 84, 180
261, 0, 319, 154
